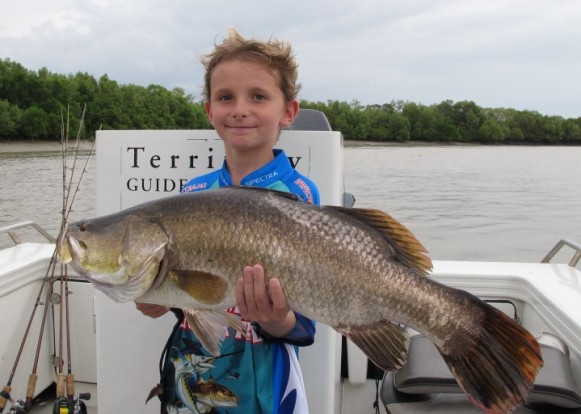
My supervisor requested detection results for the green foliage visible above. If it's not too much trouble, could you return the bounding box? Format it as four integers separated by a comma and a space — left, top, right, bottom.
302, 97, 580, 144
19, 106, 49, 139
0, 58, 211, 140
0, 99, 18, 138
0, 58, 579, 144
386, 113, 411, 142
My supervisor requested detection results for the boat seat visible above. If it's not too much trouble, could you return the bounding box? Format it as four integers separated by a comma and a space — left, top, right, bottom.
381, 333, 581, 414
285, 108, 332, 131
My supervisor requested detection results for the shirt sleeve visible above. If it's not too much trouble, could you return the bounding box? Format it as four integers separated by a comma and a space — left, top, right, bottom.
253, 312, 316, 347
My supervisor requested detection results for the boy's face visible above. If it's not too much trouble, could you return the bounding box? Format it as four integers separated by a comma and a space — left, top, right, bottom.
205, 60, 298, 155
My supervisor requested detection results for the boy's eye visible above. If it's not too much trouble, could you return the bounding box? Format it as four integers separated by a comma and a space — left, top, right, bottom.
217, 95, 231, 102
254, 94, 267, 101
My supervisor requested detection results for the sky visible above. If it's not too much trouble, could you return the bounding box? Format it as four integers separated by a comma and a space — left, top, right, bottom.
1, 0, 580, 118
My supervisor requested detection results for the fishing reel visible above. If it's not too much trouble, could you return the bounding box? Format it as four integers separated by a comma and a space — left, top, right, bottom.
52, 393, 90, 414
7, 402, 25, 414
5, 399, 26, 414
0, 389, 26, 414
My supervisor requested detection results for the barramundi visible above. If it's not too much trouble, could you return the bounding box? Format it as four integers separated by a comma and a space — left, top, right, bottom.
57, 186, 542, 414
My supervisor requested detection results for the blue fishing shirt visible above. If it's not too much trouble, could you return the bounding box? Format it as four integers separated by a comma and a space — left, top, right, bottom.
160, 149, 319, 414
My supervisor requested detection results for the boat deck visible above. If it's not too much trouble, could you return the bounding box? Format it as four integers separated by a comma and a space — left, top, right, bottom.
2, 221, 581, 414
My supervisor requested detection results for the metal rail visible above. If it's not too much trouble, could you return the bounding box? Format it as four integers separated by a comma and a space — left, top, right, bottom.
0, 221, 56, 245
541, 239, 581, 268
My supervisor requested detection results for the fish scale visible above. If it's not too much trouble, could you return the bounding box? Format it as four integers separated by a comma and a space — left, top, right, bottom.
58, 186, 543, 414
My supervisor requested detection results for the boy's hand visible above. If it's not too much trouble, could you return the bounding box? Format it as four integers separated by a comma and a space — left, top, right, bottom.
236, 264, 296, 338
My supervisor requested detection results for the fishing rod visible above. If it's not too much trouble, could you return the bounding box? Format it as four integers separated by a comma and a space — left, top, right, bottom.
61, 105, 89, 220
52, 114, 100, 414
8, 109, 82, 413
54, 264, 66, 405
0, 256, 56, 413
1, 107, 93, 413
52, 106, 92, 414
54, 106, 70, 407
53, 265, 90, 414
23, 263, 58, 412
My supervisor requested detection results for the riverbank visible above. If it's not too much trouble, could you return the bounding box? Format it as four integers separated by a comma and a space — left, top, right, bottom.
1, 139, 474, 153
343, 139, 480, 147
0, 140, 95, 153
4, 138, 567, 153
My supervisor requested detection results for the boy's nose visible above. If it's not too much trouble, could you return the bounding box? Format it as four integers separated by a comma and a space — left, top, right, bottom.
232, 101, 249, 118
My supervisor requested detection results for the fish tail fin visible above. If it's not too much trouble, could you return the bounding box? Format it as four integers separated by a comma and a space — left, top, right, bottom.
440, 303, 543, 414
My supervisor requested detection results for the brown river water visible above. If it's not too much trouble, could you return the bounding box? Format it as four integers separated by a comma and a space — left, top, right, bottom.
1, 144, 580, 263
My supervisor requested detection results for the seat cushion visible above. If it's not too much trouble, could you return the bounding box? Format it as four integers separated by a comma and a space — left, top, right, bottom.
386, 334, 581, 410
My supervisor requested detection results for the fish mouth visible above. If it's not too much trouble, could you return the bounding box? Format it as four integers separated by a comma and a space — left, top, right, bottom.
56, 224, 74, 264
64, 236, 86, 268
62, 234, 166, 303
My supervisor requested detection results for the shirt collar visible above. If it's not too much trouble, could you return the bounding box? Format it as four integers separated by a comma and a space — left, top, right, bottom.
218, 149, 292, 187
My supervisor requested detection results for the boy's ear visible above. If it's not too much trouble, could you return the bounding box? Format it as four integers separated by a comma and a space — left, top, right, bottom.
279, 100, 300, 127
205, 101, 215, 126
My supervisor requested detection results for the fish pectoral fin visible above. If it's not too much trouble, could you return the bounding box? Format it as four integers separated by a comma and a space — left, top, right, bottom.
341, 320, 410, 372
171, 270, 228, 305
183, 309, 248, 357
327, 206, 432, 275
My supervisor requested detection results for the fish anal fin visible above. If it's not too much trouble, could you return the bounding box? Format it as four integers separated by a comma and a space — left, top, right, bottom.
171, 270, 228, 305
329, 206, 432, 275
340, 320, 410, 372
183, 309, 249, 357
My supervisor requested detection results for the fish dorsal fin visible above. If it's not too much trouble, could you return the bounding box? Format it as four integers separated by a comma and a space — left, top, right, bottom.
171, 270, 228, 304
328, 207, 433, 275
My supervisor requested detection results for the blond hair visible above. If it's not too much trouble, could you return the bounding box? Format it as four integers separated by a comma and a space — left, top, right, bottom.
201, 28, 300, 103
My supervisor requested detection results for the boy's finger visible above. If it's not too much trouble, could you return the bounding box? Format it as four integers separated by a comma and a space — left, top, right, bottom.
269, 278, 289, 316
236, 276, 248, 316
251, 265, 270, 307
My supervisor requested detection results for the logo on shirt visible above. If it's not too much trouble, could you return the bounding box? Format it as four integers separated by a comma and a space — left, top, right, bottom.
294, 178, 314, 204
181, 182, 207, 192
244, 171, 279, 186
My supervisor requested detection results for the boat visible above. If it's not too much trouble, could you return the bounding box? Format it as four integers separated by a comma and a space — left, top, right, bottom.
1, 110, 580, 414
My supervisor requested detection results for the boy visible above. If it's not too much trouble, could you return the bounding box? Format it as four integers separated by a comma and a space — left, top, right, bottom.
136, 28, 319, 414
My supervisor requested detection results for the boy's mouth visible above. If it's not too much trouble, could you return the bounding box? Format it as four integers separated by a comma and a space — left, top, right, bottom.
226, 124, 256, 132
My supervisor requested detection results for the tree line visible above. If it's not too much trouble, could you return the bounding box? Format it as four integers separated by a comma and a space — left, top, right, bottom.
1, 58, 580, 144
301, 100, 581, 144
0, 59, 210, 140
